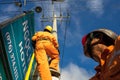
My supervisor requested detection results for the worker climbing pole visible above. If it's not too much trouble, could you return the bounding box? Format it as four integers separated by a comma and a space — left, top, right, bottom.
31, 0, 67, 80
32, 24, 60, 80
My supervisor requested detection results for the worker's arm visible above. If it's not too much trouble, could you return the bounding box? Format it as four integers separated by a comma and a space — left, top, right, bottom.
32, 33, 37, 41
51, 35, 59, 49
32, 33, 37, 49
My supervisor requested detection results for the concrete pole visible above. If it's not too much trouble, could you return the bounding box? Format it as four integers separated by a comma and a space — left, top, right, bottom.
52, 14, 60, 80
24, 0, 26, 5
52, 14, 58, 41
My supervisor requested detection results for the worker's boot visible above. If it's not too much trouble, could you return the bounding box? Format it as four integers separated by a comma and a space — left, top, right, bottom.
50, 67, 60, 77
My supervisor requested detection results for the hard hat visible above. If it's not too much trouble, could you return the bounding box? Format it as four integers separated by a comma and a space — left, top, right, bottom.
91, 29, 118, 41
44, 25, 53, 33
82, 28, 118, 60
82, 28, 118, 46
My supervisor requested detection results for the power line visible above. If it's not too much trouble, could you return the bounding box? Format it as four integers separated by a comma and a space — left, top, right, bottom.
59, 15, 70, 80
0, 0, 57, 4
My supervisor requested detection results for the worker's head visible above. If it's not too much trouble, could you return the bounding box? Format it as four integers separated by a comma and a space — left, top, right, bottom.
44, 25, 53, 33
82, 28, 118, 62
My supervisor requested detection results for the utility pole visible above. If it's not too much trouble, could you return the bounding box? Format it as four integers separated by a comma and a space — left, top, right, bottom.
52, 14, 58, 41
52, 14, 59, 80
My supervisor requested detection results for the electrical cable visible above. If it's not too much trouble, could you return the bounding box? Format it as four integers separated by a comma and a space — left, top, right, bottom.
0, 0, 50, 4
59, 17, 69, 80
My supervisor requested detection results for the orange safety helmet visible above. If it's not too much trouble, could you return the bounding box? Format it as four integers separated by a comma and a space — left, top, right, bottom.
82, 28, 118, 60
44, 25, 53, 33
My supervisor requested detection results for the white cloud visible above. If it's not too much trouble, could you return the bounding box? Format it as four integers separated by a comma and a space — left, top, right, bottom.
59, 0, 104, 47
60, 63, 93, 80
86, 0, 104, 15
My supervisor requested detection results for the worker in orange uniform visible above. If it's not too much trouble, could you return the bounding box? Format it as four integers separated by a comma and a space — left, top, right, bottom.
32, 25, 60, 80
81, 28, 120, 80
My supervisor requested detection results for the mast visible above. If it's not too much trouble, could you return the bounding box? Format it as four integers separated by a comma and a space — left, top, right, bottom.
52, 14, 58, 41
52, 14, 60, 80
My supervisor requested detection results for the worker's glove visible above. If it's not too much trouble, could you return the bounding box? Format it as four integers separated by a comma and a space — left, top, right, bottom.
32, 41, 36, 49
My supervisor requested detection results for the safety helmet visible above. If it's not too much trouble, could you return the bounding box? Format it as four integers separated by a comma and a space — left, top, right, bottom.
44, 25, 53, 33
82, 28, 118, 60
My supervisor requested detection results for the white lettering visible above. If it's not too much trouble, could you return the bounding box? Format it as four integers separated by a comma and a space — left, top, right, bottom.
22, 20, 31, 57
11, 53, 19, 79
19, 41, 26, 74
5, 32, 19, 80
5, 32, 12, 53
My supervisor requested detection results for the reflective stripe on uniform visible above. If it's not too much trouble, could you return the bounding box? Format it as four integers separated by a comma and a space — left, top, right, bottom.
37, 38, 50, 41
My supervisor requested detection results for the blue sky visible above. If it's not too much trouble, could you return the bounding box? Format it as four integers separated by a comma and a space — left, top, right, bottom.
0, 0, 120, 80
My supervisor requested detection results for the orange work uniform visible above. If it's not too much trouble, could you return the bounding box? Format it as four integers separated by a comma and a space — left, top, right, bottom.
32, 31, 60, 80
90, 36, 120, 80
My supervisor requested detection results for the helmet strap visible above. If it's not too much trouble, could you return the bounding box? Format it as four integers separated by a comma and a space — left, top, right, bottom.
86, 37, 94, 59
